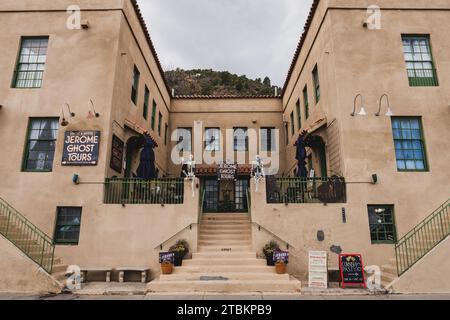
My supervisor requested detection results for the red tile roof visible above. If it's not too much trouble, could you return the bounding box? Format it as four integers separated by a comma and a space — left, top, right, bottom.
130, 0, 321, 100
129, 0, 171, 96
173, 94, 281, 100
282, 0, 321, 95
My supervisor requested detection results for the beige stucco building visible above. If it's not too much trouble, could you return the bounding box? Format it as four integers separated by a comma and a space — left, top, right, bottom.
0, 0, 449, 294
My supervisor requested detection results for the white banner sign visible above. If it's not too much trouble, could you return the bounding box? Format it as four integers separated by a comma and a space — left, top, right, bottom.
308, 251, 328, 289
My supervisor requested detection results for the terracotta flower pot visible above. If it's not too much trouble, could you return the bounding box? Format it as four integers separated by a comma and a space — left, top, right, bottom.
275, 261, 287, 274
161, 262, 173, 274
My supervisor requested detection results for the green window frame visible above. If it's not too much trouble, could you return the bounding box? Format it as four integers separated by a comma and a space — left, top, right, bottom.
290, 112, 295, 136
233, 127, 248, 151
296, 99, 302, 130
312, 65, 320, 103
151, 100, 157, 131
143, 86, 149, 120
391, 117, 428, 172
368, 205, 397, 244
402, 35, 438, 87
158, 112, 162, 136
164, 123, 168, 145
260, 127, 276, 152
22, 117, 59, 172
54, 207, 82, 245
13, 36, 49, 88
131, 65, 140, 104
303, 86, 309, 119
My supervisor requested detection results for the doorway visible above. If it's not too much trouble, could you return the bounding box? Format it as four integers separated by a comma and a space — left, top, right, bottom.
202, 177, 249, 213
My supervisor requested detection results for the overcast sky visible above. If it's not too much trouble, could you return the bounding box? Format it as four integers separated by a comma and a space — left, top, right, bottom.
136, 0, 314, 87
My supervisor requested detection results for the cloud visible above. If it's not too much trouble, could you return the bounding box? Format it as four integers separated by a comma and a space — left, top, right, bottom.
137, 0, 313, 86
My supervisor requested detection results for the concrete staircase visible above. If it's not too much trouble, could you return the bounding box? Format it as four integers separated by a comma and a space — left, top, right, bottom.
148, 213, 301, 293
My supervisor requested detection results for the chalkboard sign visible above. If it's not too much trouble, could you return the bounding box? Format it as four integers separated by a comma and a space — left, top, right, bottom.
159, 252, 175, 264
110, 134, 124, 173
273, 251, 289, 264
339, 254, 366, 288
62, 131, 101, 166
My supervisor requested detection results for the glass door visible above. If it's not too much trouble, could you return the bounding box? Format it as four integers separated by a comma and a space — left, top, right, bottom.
235, 178, 249, 212
203, 179, 219, 212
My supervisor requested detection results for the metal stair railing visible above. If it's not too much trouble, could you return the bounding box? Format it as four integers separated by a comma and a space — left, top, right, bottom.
0, 197, 55, 273
395, 198, 450, 276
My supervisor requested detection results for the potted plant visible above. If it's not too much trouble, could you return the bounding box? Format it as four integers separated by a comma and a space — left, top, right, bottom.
161, 261, 173, 274
169, 239, 189, 267
275, 260, 287, 274
263, 240, 280, 266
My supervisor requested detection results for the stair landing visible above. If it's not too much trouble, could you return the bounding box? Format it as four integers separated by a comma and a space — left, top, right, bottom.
148, 213, 301, 293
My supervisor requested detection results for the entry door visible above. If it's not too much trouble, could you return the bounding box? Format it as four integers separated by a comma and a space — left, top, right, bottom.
235, 179, 249, 212
203, 179, 219, 212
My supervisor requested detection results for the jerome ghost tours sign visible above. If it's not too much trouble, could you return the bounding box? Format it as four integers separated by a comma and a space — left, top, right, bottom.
217, 161, 237, 181
339, 253, 366, 288
62, 131, 101, 166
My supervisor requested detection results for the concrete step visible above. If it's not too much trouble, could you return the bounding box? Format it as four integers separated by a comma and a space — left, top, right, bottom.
199, 234, 251, 241
202, 220, 250, 227
199, 229, 251, 236
202, 214, 250, 220
160, 272, 290, 281
52, 270, 68, 282
173, 265, 276, 274
381, 264, 397, 277
198, 245, 253, 252
192, 252, 256, 259
52, 264, 69, 274
183, 258, 266, 266
198, 240, 252, 246
200, 225, 252, 232
147, 279, 301, 293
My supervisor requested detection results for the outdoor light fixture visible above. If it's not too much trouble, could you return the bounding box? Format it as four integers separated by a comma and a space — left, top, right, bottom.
87, 99, 100, 118
61, 103, 76, 127
81, 20, 90, 29
351, 94, 367, 116
0, 104, 3, 109
72, 174, 80, 185
376, 94, 393, 117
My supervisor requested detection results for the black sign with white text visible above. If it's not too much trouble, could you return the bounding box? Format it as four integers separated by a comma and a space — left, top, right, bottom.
62, 131, 101, 166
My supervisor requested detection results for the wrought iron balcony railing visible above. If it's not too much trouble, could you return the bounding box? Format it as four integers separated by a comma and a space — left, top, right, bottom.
266, 176, 346, 204
104, 178, 184, 205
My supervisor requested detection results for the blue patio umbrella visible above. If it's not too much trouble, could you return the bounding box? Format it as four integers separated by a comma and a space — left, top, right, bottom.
294, 134, 308, 178
137, 136, 157, 179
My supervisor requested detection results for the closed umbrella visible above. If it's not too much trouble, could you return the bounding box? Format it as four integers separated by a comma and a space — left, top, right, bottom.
294, 134, 308, 178
137, 136, 157, 179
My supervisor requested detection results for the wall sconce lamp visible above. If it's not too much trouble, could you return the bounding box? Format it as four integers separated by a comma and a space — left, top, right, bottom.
376, 94, 393, 117
88, 99, 100, 118
61, 103, 76, 127
351, 94, 367, 116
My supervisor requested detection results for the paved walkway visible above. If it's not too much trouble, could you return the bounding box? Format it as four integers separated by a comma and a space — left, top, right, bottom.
1, 292, 450, 300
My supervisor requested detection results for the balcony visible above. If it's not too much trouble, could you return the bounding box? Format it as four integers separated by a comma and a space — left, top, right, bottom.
266, 177, 346, 204
407, 69, 439, 87
104, 178, 184, 205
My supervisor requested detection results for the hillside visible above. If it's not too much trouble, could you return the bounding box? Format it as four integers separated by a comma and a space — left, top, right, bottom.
164, 69, 281, 97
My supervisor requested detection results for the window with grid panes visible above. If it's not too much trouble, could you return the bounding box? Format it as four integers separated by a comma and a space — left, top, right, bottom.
151, 100, 157, 130
205, 128, 220, 151
296, 99, 302, 130
158, 112, 162, 136
177, 128, 192, 152
143, 86, 149, 120
402, 35, 438, 86
233, 127, 248, 151
54, 207, 82, 245
131, 66, 140, 104
261, 127, 275, 152
23, 118, 59, 172
312, 65, 320, 103
290, 112, 295, 136
368, 205, 397, 244
13, 37, 49, 88
391, 117, 428, 171
303, 86, 309, 119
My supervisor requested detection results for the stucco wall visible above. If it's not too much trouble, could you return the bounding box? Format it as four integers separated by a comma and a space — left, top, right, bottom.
0, 237, 61, 294
390, 236, 450, 294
